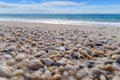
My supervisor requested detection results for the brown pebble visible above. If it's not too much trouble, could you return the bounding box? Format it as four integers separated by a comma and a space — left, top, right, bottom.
31, 42, 37, 46
52, 74, 62, 80
104, 64, 114, 71
93, 49, 104, 55
111, 54, 118, 60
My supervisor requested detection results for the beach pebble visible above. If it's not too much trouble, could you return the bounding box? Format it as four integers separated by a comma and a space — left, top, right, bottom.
64, 65, 76, 71
54, 60, 66, 66
111, 54, 118, 60
31, 42, 37, 47
104, 64, 114, 71
0, 66, 11, 78
27, 60, 43, 70
52, 74, 62, 80
7, 59, 16, 66
42, 58, 54, 66
43, 70, 52, 80
15, 53, 26, 61
12, 70, 24, 76
3, 54, 12, 59
60, 47, 65, 51
79, 69, 88, 77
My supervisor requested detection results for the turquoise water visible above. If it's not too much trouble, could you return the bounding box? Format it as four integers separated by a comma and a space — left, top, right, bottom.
0, 14, 120, 26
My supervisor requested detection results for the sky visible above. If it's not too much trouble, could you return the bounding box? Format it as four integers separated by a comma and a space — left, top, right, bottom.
0, 0, 120, 14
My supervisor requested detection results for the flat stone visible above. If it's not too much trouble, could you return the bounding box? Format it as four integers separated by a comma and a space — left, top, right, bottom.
27, 60, 43, 70
3, 54, 12, 59
42, 58, 54, 66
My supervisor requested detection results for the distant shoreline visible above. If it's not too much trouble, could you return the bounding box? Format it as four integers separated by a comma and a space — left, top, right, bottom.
0, 14, 120, 27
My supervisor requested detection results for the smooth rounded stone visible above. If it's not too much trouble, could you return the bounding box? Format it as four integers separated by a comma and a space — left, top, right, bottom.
3, 54, 12, 59
104, 64, 114, 71
32, 71, 43, 80
59, 66, 64, 73
62, 71, 69, 80
59, 47, 65, 51
43, 70, 52, 80
111, 54, 118, 60
0, 66, 11, 78
15, 53, 26, 61
7, 59, 16, 66
0, 77, 8, 80
27, 60, 43, 70
42, 58, 54, 66
52, 74, 62, 80
12, 70, 24, 76
54, 60, 66, 66
34, 53, 42, 58
90, 68, 108, 80
79, 69, 88, 77
64, 65, 76, 71
31, 41, 37, 47
63, 71, 69, 76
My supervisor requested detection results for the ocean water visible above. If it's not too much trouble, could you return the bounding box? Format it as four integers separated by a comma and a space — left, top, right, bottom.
0, 14, 120, 26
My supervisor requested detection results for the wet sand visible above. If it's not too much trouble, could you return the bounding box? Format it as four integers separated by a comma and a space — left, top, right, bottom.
0, 21, 120, 80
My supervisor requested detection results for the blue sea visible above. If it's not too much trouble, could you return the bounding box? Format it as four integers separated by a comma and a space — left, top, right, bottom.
0, 14, 120, 26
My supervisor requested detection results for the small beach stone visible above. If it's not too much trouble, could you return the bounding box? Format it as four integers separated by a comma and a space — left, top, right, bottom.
64, 65, 76, 71
12, 70, 24, 76
42, 58, 54, 66
27, 60, 43, 70
0, 66, 11, 78
111, 54, 118, 60
54, 60, 66, 66
15, 53, 26, 61
52, 74, 62, 80
3, 54, 12, 59
60, 47, 65, 51
43, 70, 52, 80
104, 64, 114, 71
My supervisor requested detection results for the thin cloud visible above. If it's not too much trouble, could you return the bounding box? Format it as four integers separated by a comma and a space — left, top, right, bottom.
0, 1, 86, 8
0, 1, 120, 13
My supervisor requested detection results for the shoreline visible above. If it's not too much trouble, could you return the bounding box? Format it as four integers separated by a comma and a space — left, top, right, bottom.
0, 20, 120, 27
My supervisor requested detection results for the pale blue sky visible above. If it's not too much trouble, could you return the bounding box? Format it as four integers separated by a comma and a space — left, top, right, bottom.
0, 0, 120, 14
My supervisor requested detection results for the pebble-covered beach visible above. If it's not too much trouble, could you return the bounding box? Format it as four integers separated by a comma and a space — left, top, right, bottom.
0, 21, 120, 80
